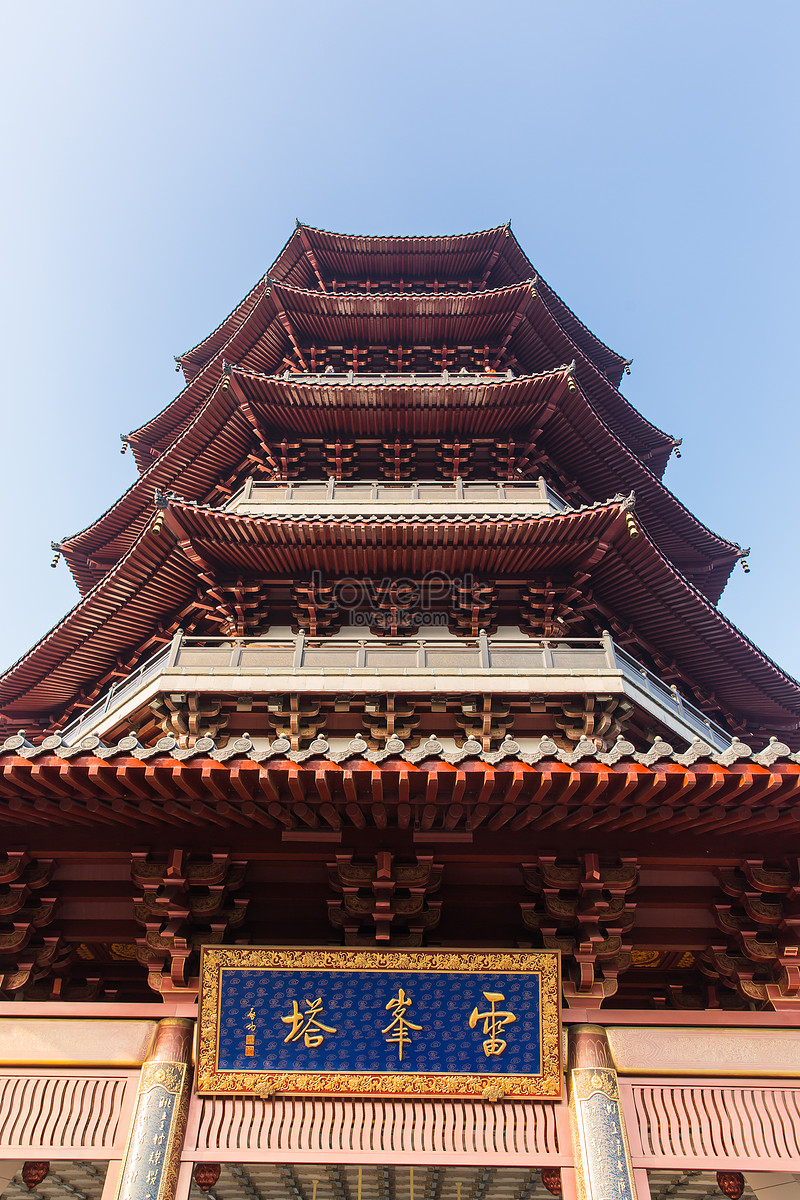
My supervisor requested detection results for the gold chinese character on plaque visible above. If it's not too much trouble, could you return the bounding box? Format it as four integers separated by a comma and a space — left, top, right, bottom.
382, 987, 422, 1061
468, 991, 516, 1057
281, 996, 338, 1048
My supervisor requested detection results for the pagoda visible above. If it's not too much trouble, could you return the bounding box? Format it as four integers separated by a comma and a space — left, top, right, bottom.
2, 224, 800, 1200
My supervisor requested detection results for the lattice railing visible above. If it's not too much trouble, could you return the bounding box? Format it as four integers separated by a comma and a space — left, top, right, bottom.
0, 1071, 135, 1157
622, 1079, 800, 1169
186, 1096, 571, 1164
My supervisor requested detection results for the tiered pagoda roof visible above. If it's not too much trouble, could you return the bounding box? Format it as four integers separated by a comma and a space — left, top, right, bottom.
128, 228, 676, 472
3, 497, 798, 735
3, 222, 800, 1010
58, 367, 741, 600
179, 224, 629, 384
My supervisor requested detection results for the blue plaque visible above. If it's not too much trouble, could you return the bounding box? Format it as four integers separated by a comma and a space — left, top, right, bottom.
198, 947, 561, 1099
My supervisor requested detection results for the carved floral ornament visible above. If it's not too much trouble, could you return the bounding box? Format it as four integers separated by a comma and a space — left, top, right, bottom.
194, 1163, 222, 1192
21, 1163, 49, 1190
140, 1060, 185, 1093
717, 1174, 745, 1200
571, 1066, 620, 1101
540, 1169, 562, 1197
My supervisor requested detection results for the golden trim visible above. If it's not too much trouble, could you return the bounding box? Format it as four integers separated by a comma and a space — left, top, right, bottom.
0, 1018, 157, 1067
198, 946, 561, 1099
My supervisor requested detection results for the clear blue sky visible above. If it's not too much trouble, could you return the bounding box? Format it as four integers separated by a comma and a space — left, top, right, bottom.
1, 1, 798, 684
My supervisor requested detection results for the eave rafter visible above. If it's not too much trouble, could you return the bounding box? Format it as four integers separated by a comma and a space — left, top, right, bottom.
297, 223, 328, 292
477, 224, 509, 289
223, 368, 275, 462
1, 751, 800, 847
273, 302, 309, 371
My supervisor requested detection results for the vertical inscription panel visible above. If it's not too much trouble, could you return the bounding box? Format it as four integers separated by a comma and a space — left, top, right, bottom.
114, 1062, 189, 1200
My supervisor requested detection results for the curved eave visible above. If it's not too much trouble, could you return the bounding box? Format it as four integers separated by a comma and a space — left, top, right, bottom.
61, 369, 576, 592
517, 290, 675, 475
272, 225, 630, 386
177, 278, 270, 383
63, 369, 742, 601
0, 502, 619, 718
177, 224, 520, 379
273, 223, 524, 286
545, 376, 741, 603
59, 379, 249, 593
127, 286, 284, 470
534, 277, 627, 388
270, 276, 534, 328
133, 279, 542, 465
496, 227, 628, 388
229, 366, 739, 600
269, 279, 673, 469
131, 279, 544, 466
0, 518, 190, 720
2, 501, 793, 731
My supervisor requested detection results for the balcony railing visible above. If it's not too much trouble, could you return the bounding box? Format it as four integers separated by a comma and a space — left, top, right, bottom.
226, 477, 566, 515
61, 631, 732, 752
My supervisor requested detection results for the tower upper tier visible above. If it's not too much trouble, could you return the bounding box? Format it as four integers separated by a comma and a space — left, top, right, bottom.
126, 224, 678, 474
3, 221, 794, 749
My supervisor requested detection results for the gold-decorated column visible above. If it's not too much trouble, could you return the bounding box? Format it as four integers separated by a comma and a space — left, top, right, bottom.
567, 1024, 640, 1200
115, 1017, 193, 1200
